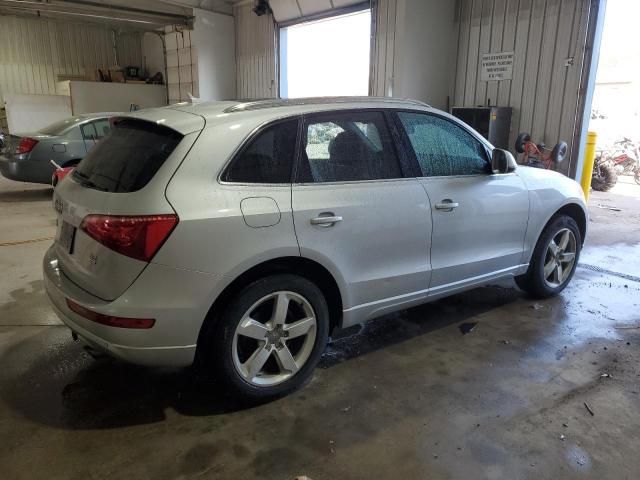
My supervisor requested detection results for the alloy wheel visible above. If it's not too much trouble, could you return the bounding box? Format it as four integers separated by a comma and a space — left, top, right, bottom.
543, 228, 577, 288
232, 291, 317, 387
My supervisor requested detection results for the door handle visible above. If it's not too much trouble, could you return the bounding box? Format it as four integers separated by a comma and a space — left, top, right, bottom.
310, 214, 343, 227
435, 200, 459, 211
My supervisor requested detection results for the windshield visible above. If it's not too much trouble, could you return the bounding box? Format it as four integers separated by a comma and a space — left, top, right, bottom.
38, 117, 85, 136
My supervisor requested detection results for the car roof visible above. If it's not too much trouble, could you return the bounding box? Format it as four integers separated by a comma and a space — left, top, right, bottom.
117, 97, 437, 135
170, 96, 431, 118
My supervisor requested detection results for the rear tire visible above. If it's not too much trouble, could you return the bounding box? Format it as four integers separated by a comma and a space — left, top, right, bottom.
515, 132, 531, 154
592, 162, 617, 191
202, 274, 329, 400
515, 215, 581, 299
551, 141, 568, 164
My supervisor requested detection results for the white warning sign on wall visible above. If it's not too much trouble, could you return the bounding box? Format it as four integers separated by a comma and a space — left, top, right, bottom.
481, 52, 514, 81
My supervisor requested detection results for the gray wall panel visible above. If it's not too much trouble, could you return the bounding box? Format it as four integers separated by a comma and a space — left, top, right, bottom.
0, 15, 143, 103
453, 0, 593, 174
234, 4, 277, 99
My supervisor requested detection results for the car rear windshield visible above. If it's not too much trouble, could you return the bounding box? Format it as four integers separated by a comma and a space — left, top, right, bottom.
39, 117, 84, 136
73, 119, 183, 193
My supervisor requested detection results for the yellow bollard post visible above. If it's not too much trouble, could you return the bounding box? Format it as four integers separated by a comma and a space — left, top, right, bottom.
581, 131, 598, 202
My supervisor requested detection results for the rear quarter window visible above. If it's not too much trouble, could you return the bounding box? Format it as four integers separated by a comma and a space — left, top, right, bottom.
73, 119, 183, 193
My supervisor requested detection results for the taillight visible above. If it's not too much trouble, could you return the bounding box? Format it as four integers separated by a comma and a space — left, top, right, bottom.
66, 298, 155, 329
16, 137, 38, 154
80, 214, 178, 262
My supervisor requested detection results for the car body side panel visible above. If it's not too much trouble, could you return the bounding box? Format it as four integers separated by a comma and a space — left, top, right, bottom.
159, 122, 301, 283
420, 172, 530, 291
516, 166, 588, 265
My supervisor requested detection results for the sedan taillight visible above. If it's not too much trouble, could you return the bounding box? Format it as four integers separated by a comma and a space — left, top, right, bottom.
16, 137, 38, 154
80, 214, 178, 262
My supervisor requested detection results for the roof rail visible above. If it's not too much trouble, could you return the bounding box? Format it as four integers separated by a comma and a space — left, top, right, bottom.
222, 97, 430, 113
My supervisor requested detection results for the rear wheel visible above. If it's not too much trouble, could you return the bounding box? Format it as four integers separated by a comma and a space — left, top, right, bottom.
515, 215, 581, 298
551, 141, 568, 165
203, 274, 329, 400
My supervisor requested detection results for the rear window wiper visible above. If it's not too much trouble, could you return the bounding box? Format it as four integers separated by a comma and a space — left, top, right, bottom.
73, 170, 108, 191
80, 179, 108, 192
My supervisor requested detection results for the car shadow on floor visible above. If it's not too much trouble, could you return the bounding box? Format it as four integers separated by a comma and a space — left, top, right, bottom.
0, 186, 53, 202
0, 284, 522, 430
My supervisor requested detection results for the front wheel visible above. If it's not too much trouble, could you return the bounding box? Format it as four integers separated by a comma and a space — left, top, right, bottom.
203, 274, 330, 400
515, 215, 581, 298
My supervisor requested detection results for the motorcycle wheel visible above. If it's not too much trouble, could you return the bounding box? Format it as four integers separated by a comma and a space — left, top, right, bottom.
592, 163, 618, 192
635, 169, 640, 185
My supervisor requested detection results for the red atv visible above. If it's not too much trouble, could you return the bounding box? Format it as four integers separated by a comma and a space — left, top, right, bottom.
515, 132, 568, 170
591, 138, 640, 192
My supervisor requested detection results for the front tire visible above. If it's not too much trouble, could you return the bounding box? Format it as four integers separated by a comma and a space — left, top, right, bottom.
515, 215, 581, 298
204, 274, 330, 400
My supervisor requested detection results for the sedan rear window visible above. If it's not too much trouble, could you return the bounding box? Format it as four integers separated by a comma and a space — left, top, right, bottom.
39, 117, 84, 136
73, 119, 182, 193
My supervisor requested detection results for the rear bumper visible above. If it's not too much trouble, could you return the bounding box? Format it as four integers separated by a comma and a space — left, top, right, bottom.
42, 245, 223, 367
0, 155, 51, 184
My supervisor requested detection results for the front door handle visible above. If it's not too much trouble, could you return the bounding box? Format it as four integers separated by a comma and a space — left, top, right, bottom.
434, 200, 459, 211
310, 214, 343, 227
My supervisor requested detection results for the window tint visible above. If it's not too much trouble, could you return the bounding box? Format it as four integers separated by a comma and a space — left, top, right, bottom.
398, 112, 489, 177
300, 111, 402, 183
73, 119, 182, 193
39, 117, 83, 136
80, 122, 98, 141
223, 119, 298, 184
92, 119, 111, 139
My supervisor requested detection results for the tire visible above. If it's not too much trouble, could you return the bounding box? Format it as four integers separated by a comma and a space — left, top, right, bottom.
551, 141, 568, 164
515, 132, 531, 154
203, 274, 330, 400
635, 168, 640, 185
591, 162, 617, 191
515, 215, 581, 299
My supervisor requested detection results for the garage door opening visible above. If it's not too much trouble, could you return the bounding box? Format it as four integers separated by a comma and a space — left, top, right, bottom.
279, 9, 371, 98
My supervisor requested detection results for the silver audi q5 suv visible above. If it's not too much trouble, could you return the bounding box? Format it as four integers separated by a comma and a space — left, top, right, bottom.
44, 97, 587, 399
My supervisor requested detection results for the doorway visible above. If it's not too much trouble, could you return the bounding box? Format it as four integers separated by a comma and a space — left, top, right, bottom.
279, 9, 371, 99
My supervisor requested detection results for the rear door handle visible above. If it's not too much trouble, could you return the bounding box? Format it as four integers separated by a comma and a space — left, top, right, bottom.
435, 200, 459, 211
310, 214, 343, 227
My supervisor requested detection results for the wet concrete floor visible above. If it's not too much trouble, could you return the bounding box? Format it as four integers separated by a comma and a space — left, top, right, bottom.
0, 175, 639, 479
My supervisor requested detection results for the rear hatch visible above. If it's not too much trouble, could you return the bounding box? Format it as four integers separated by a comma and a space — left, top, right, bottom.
52, 113, 203, 301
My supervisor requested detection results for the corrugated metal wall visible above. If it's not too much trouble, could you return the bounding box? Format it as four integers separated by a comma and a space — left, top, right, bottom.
370, 0, 398, 97
0, 15, 143, 104
234, 4, 277, 99
453, 0, 593, 173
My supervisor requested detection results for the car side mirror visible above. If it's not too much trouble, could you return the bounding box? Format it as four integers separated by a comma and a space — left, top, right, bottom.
491, 148, 517, 174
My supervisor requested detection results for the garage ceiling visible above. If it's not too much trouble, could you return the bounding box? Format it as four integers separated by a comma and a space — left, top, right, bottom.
255, 0, 369, 24
0, 0, 233, 30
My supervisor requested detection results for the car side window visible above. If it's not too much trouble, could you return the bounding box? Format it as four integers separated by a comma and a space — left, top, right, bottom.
397, 112, 489, 177
300, 111, 402, 183
80, 123, 98, 142
222, 119, 298, 184
92, 119, 111, 140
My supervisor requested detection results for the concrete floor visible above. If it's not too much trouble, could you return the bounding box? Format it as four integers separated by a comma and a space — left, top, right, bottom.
0, 175, 639, 480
